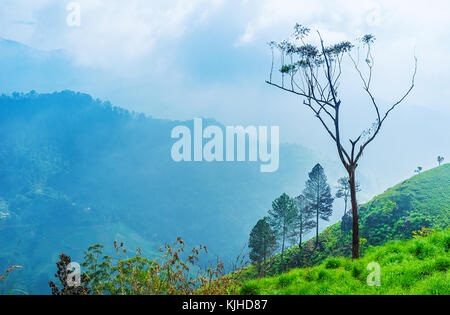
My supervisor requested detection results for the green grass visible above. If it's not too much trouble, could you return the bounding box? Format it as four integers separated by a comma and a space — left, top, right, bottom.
242, 165, 450, 279
240, 229, 450, 295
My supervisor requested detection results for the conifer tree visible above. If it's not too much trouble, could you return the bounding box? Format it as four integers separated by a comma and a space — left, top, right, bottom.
268, 193, 297, 271
303, 164, 334, 246
290, 194, 315, 251
248, 218, 277, 275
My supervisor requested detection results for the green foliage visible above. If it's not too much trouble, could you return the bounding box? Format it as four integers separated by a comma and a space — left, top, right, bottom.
325, 258, 341, 269
80, 244, 113, 294
239, 282, 260, 295
240, 229, 450, 295
243, 165, 450, 278
290, 194, 315, 249
277, 274, 295, 288
248, 218, 277, 274
303, 164, 334, 245
361, 34, 376, 45
268, 193, 298, 271
67, 238, 247, 295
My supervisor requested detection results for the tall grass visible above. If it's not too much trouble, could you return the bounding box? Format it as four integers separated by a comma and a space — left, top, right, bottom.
0, 265, 23, 295
49, 237, 248, 295
240, 229, 449, 295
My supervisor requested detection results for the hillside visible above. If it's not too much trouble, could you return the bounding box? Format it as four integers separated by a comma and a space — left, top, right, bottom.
244, 164, 450, 277
0, 91, 317, 294
240, 228, 449, 295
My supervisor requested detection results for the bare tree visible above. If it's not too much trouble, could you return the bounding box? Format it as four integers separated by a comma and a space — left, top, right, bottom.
267, 25, 417, 258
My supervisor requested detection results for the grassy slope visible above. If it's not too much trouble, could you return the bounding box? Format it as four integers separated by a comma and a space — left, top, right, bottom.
240, 229, 450, 295
360, 163, 450, 231
243, 164, 450, 278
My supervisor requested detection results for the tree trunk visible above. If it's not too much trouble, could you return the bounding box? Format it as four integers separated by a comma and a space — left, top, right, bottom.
281, 233, 285, 272
344, 196, 348, 215
299, 218, 303, 251
299, 232, 302, 251
349, 168, 360, 259
298, 231, 303, 267
316, 209, 319, 246
263, 251, 266, 277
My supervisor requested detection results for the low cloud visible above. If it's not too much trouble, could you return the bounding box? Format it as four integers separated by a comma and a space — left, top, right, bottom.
0, 0, 224, 67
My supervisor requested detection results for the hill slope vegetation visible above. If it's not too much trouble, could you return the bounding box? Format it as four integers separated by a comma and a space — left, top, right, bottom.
240, 229, 449, 295
244, 164, 450, 276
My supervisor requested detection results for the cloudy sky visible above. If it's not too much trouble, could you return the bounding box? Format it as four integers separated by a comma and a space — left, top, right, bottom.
1, 0, 449, 197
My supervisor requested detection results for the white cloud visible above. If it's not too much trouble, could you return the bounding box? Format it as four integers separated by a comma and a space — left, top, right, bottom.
0, 0, 224, 67
65, 0, 224, 66
1, 0, 450, 113
235, 0, 450, 46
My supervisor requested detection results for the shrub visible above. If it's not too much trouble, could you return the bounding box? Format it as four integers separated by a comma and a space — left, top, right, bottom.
325, 258, 341, 269
303, 269, 314, 282
433, 257, 450, 272
277, 274, 294, 288
444, 235, 450, 252
351, 263, 364, 280
52, 238, 247, 295
49, 253, 90, 295
317, 269, 329, 281
240, 282, 260, 295
409, 241, 435, 260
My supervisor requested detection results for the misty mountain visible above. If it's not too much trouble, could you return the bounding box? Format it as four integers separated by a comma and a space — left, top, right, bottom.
0, 91, 319, 293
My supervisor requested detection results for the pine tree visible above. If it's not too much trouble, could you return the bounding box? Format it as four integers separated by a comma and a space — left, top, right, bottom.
290, 194, 315, 251
303, 164, 334, 247
248, 218, 277, 276
268, 193, 297, 272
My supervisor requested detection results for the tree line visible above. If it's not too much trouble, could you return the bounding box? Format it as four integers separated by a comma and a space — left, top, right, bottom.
248, 163, 358, 274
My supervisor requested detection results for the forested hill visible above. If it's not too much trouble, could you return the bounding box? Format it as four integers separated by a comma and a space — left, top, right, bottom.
357, 163, 449, 243
248, 164, 450, 276
0, 91, 316, 294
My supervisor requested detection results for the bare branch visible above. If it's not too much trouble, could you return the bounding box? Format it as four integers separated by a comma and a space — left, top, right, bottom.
355, 55, 418, 163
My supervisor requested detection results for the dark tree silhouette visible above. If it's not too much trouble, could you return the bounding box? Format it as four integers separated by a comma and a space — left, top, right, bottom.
248, 217, 277, 276
438, 156, 444, 166
267, 25, 417, 258
336, 176, 361, 216
303, 164, 334, 247
415, 166, 423, 174
268, 193, 297, 271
